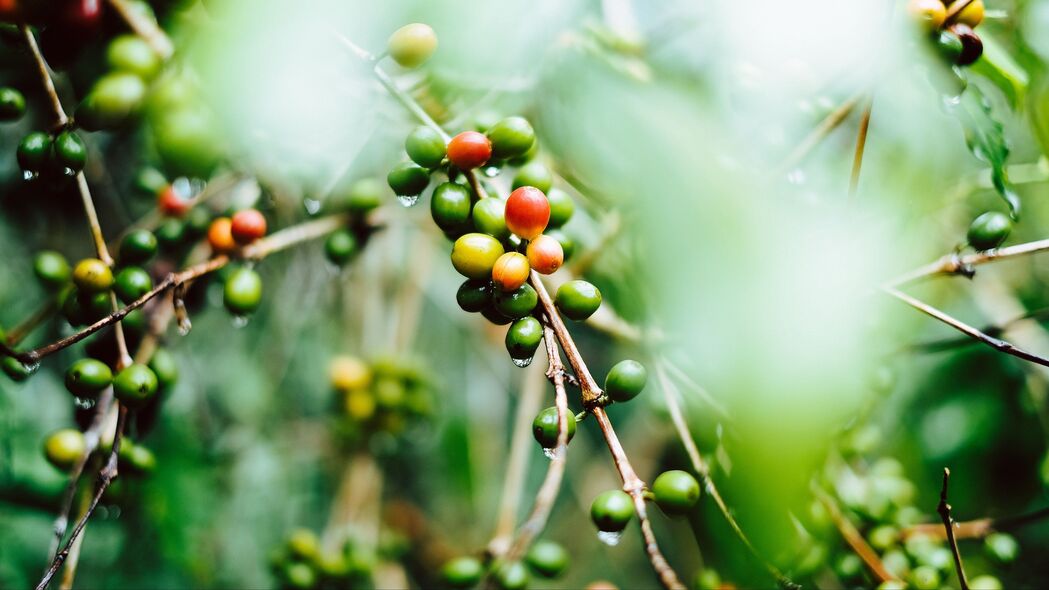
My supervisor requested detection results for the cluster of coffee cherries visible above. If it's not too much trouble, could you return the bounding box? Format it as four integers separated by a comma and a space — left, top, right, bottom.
907, 0, 987, 68
328, 354, 433, 447
268, 528, 375, 590
1, 76, 85, 182
441, 539, 570, 589
589, 469, 701, 543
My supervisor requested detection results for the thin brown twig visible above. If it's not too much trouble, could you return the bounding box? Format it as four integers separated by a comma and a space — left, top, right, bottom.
530, 272, 603, 406
776, 92, 863, 174
19, 25, 67, 127
848, 97, 873, 198
938, 468, 970, 590
813, 484, 896, 583
902, 505, 1049, 540
886, 238, 1049, 288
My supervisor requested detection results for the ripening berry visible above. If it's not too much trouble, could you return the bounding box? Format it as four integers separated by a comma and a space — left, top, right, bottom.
44, 429, 86, 470
72, 258, 114, 294
955, 0, 984, 28
950, 23, 983, 66
491, 252, 530, 292
231, 209, 267, 244
651, 470, 700, 515
505, 186, 550, 240
526, 234, 563, 275
906, 0, 946, 31
451, 233, 505, 279
590, 490, 634, 532
387, 23, 438, 68
447, 131, 492, 170
329, 355, 372, 391
157, 184, 190, 217
208, 217, 237, 252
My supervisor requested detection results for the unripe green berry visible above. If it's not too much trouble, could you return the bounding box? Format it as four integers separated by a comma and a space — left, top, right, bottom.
113, 363, 159, 408
114, 266, 153, 304
506, 316, 543, 362
512, 160, 553, 193
76, 72, 147, 131
525, 540, 569, 578
387, 162, 430, 196
441, 556, 483, 588
52, 130, 87, 174
493, 284, 538, 319
149, 348, 179, 390
472, 197, 510, 240
546, 188, 575, 228
405, 126, 447, 169
493, 561, 528, 590
17, 131, 52, 173
604, 360, 647, 402
486, 116, 535, 160
431, 182, 473, 233
984, 532, 1019, 564
651, 470, 700, 515
387, 23, 438, 68
3, 356, 36, 382
967, 212, 1011, 251
119, 230, 158, 265
554, 280, 601, 321
34, 251, 71, 289
325, 229, 358, 265
224, 267, 263, 315
65, 358, 113, 398
0, 86, 26, 121
107, 35, 161, 80
532, 406, 576, 448
590, 490, 634, 532
456, 279, 491, 313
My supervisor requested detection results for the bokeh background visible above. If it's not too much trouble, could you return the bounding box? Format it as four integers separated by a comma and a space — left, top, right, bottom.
3, 0, 1049, 588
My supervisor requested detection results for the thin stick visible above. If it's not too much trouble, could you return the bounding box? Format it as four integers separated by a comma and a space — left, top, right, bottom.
938, 468, 970, 590
530, 272, 603, 405
903, 505, 1049, 540
777, 92, 863, 174
886, 238, 1049, 288
653, 361, 796, 589
58, 483, 93, 590
848, 97, 874, 198
107, 0, 174, 59
813, 485, 896, 583
19, 25, 67, 126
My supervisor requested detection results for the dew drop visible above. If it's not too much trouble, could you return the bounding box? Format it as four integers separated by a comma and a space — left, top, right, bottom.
542, 447, 557, 460
177, 317, 193, 336
483, 166, 500, 178
23, 361, 41, 374
22, 170, 38, 181
63, 167, 75, 177
172, 176, 193, 199
303, 198, 321, 215
398, 194, 419, 208
73, 396, 96, 410
596, 530, 623, 546
231, 315, 250, 329
511, 356, 534, 368
786, 168, 806, 186
940, 94, 962, 110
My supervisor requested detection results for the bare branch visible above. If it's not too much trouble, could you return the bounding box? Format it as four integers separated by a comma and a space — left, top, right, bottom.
848, 96, 874, 198
938, 468, 970, 590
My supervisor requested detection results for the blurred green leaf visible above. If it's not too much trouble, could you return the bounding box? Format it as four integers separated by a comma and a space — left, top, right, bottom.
972, 32, 1029, 109
953, 84, 1021, 218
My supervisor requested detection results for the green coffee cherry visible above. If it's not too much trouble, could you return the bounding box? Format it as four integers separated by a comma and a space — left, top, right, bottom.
121, 442, 158, 473
493, 284, 538, 319
387, 162, 430, 196
604, 360, 647, 402
835, 553, 863, 580
472, 197, 510, 240
967, 575, 1003, 590
909, 565, 940, 590
152, 108, 225, 178
76, 72, 148, 130
967, 212, 1012, 251
283, 562, 317, 590
693, 569, 722, 590
441, 556, 483, 588
34, 251, 72, 289
114, 266, 153, 304
149, 348, 179, 390
505, 316, 543, 361
119, 230, 158, 265
984, 532, 1018, 564
867, 525, 898, 551
107, 35, 161, 80
155, 219, 186, 248
525, 539, 568, 578
113, 363, 159, 408
2, 356, 36, 382
387, 23, 438, 68
52, 130, 87, 174
533, 406, 576, 448
546, 188, 574, 228
451, 233, 504, 279
17, 132, 52, 174
224, 267, 263, 314
651, 470, 700, 515
456, 279, 491, 313
493, 561, 529, 590
325, 229, 358, 265
512, 160, 553, 193
44, 429, 86, 470
555, 280, 601, 321
935, 29, 964, 64
876, 580, 908, 590
431, 182, 473, 233
0, 86, 26, 121
72, 258, 114, 294
487, 116, 535, 160
344, 178, 385, 214
406, 126, 447, 169
65, 358, 113, 398
590, 490, 634, 532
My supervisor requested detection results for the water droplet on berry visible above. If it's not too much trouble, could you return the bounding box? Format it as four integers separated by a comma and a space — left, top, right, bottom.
596, 530, 623, 546
231, 315, 250, 329
62, 167, 75, 177
303, 198, 321, 215
397, 194, 419, 208
511, 356, 534, 368
483, 166, 500, 178
74, 396, 96, 410
23, 361, 40, 374
22, 170, 37, 181
177, 317, 193, 336
542, 447, 557, 460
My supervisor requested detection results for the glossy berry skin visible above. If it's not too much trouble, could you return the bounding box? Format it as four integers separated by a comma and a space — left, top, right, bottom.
75, 72, 147, 131
283, 562, 316, 590
447, 131, 492, 170
605, 360, 647, 402
955, 0, 984, 28
546, 188, 575, 228
114, 266, 153, 304
456, 279, 491, 313
406, 126, 447, 169
493, 561, 529, 590
486, 116, 535, 160
119, 230, 158, 265
512, 161, 553, 193
506, 316, 543, 360
231, 209, 267, 244
387, 23, 438, 68
481, 305, 514, 325
0, 86, 26, 121
532, 406, 576, 448
493, 284, 538, 319
224, 267, 263, 314
906, 0, 946, 31
207, 217, 237, 253
590, 490, 634, 532
505, 186, 551, 240
344, 177, 385, 214
451, 233, 505, 279
3, 356, 35, 382
442, 556, 483, 588
113, 363, 159, 408
73, 258, 114, 294
545, 229, 575, 262
149, 348, 179, 390
152, 108, 224, 179
555, 280, 601, 321
44, 429, 86, 470
526, 540, 569, 578
652, 470, 700, 515
107, 35, 161, 80
492, 252, 530, 292
526, 234, 564, 275
472, 197, 510, 240
157, 184, 190, 217
52, 130, 87, 173
967, 211, 1011, 251
324, 229, 357, 265
34, 251, 71, 289
17, 132, 51, 173
949, 23, 983, 66
387, 162, 431, 196
431, 182, 473, 232
65, 358, 113, 398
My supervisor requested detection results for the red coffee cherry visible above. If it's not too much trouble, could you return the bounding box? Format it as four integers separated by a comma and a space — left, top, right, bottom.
526, 234, 563, 275
447, 131, 492, 170
157, 184, 190, 217
208, 217, 236, 253
230, 209, 267, 244
505, 186, 550, 240
491, 252, 530, 292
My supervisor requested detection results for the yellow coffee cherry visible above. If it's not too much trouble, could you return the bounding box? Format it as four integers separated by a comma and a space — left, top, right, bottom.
329, 355, 371, 391
954, 0, 984, 28
387, 23, 438, 68
345, 389, 376, 421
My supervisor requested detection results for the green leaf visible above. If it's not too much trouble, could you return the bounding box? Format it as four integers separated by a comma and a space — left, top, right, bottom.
951, 84, 1021, 219
970, 31, 1029, 110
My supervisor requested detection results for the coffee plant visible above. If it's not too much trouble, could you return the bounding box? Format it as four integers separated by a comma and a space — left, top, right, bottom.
3, 0, 1049, 589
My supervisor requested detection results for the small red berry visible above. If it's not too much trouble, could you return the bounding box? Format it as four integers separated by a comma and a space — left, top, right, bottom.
208, 217, 236, 252
526, 234, 563, 275
491, 252, 530, 292
505, 187, 550, 240
447, 131, 492, 170
230, 209, 267, 244
157, 184, 190, 217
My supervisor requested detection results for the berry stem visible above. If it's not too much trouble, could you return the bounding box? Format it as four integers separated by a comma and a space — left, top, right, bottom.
812, 484, 897, 584
529, 271, 602, 404
848, 96, 874, 198
18, 25, 68, 127
938, 468, 970, 590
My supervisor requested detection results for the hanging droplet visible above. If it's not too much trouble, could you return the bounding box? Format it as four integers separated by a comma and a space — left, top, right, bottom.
231, 315, 250, 329
511, 356, 534, 368
941, 94, 963, 110
542, 447, 557, 460
73, 396, 96, 410
398, 194, 420, 208
303, 198, 321, 215
596, 530, 623, 546
63, 167, 75, 177
177, 317, 193, 336
22, 170, 37, 181
483, 166, 500, 178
